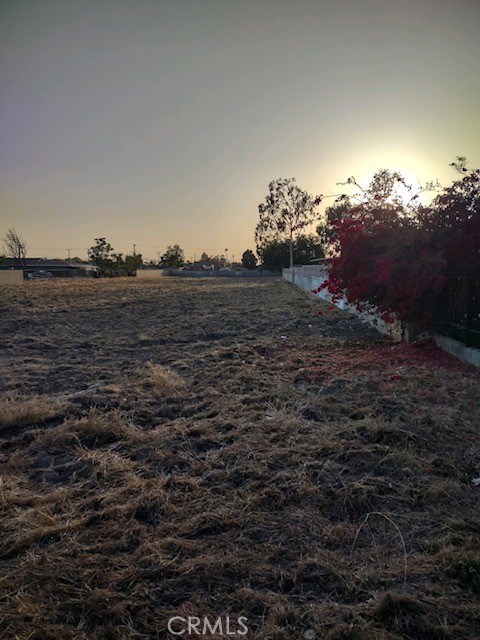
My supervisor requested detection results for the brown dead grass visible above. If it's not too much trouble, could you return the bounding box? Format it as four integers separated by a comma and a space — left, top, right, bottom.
0, 395, 65, 429
0, 277, 479, 639
141, 361, 187, 396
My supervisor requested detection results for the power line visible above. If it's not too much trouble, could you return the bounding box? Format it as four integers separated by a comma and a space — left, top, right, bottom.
28, 246, 87, 250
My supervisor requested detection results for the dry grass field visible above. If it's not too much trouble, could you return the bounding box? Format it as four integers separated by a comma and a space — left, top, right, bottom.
0, 277, 479, 639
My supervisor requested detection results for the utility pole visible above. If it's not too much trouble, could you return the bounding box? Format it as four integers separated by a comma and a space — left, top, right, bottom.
133, 244, 136, 256
225, 248, 228, 264
66, 249, 71, 260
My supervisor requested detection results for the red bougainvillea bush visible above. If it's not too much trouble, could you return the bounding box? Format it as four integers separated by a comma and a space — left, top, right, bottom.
320, 161, 480, 329
419, 161, 480, 269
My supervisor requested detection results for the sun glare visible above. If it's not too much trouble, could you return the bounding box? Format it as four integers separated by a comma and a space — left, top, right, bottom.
358, 167, 431, 207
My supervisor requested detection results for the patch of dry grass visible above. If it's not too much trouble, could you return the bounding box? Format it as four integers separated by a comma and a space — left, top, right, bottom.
140, 360, 187, 396
0, 277, 479, 639
0, 394, 65, 429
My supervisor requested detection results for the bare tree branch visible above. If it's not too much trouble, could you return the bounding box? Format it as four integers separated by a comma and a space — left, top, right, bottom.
2, 228, 28, 269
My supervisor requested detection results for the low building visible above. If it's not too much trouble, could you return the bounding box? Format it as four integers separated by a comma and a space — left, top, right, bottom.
184, 261, 215, 270
0, 258, 98, 278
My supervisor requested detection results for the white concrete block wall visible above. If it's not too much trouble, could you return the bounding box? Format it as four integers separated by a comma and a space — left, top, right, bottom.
283, 266, 403, 340
0, 270, 24, 285
136, 269, 168, 279
283, 265, 480, 366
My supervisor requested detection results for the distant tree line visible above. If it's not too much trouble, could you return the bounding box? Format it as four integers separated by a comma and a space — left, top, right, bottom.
88, 238, 143, 277
257, 235, 324, 270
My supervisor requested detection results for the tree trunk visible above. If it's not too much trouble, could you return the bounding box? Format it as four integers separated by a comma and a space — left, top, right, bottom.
289, 233, 294, 284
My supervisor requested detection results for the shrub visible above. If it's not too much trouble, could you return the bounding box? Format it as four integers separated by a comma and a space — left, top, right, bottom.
321, 162, 479, 329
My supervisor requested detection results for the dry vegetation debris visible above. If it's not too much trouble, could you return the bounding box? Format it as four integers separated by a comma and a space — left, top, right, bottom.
0, 277, 479, 639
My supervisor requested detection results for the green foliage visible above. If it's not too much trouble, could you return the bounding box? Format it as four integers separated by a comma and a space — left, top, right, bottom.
294, 234, 326, 264
88, 238, 142, 276
419, 157, 480, 271
241, 249, 257, 270
88, 238, 114, 276
211, 254, 226, 268
160, 244, 185, 268
113, 252, 143, 276
260, 234, 325, 271
317, 196, 353, 246
124, 254, 143, 275
259, 240, 288, 271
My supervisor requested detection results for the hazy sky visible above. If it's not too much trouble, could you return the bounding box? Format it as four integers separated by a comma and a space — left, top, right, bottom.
1, 0, 479, 262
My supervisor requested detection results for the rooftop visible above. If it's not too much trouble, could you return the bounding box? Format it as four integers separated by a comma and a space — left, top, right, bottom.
0, 258, 96, 270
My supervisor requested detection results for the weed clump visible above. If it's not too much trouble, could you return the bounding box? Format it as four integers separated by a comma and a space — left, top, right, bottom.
141, 361, 187, 396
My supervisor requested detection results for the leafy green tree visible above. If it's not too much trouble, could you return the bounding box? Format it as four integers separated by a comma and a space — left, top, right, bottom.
260, 234, 325, 271
259, 240, 289, 271
160, 244, 185, 268
317, 196, 353, 249
124, 253, 143, 276
294, 234, 326, 264
419, 157, 480, 272
111, 252, 142, 276
88, 238, 115, 276
212, 254, 226, 268
241, 249, 257, 270
112, 252, 124, 272
255, 178, 322, 278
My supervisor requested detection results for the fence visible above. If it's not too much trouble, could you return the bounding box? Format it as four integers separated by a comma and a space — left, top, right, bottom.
138, 268, 280, 278
438, 270, 480, 349
38, 269, 95, 278
282, 265, 403, 340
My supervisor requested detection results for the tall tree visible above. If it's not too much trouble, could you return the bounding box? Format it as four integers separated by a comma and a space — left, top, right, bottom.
112, 252, 144, 276
2, 228, 27, 268
255, 178, 322, 281
241, 249, 257, 270
88, 239, 143, 276
88, 238, 115, 276
124, 253, 143, 276
160, 244, 185, 268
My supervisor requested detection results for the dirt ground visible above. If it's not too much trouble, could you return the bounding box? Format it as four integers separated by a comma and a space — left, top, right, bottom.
0, 277, 479, 639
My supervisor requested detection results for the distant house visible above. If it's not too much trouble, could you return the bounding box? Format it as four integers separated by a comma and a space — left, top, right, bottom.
0, 258, 98, 278
184, 261, 215, 271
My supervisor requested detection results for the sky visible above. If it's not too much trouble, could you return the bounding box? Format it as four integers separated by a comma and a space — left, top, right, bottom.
1, 0, 479, 262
